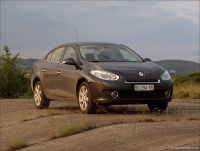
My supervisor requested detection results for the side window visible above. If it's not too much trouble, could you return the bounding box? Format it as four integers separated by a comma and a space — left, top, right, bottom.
51, 47, 65, 63
45, 51, 53, 61
63, 47, 77, 62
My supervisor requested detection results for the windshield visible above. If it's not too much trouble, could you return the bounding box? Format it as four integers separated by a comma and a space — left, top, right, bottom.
79, 44, 143, 62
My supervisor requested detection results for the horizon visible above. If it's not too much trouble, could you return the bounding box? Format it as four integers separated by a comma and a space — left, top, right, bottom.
17, 57, 200, 64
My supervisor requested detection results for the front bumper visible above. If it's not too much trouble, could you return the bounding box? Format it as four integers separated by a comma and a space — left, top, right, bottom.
88, 80, 173, 105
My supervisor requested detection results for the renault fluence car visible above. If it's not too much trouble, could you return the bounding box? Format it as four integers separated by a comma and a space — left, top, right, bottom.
31, 42, 173, 114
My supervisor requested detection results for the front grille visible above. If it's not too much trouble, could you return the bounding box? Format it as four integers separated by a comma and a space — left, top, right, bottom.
119, 91, 165, 98
125, 79, 159, 83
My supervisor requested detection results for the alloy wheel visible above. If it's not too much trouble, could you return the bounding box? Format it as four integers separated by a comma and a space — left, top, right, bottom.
79, 86, 89, 111
34, 84, 42, 106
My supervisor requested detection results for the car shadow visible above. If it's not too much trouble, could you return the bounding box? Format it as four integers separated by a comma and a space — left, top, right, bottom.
48, 104, 167, 115
97, 105, 152, 114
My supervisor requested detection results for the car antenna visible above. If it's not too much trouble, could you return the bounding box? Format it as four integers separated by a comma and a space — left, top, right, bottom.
75, 29, 79, 42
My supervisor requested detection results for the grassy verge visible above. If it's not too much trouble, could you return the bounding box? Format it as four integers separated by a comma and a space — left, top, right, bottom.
49, 113, 159, 141
50, 118, 96, 139
22, 109, 66, 122
173, 83, 200, 99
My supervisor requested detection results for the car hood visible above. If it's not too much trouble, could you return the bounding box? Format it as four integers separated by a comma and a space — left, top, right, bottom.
84, 61, 165, 79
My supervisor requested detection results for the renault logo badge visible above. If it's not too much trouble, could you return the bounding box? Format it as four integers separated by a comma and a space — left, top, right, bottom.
139, 72, 144, 77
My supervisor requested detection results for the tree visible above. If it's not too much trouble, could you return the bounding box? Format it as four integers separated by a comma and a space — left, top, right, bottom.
0, 44, 30, 98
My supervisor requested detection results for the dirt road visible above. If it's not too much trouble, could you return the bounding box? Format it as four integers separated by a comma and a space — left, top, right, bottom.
0, 99, 199, 151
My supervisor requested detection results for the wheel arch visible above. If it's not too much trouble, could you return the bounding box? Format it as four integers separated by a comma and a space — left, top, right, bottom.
32, 77, 41, 90
76, 77, 88, 97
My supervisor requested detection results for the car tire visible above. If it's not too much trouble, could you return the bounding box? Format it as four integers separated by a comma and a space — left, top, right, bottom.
148, 102, 168, 112
157, 102, 168, 111
34, 81, 50, 109
78, 82, 97, 114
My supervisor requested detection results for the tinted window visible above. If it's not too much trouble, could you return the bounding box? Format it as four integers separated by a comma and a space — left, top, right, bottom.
51, 47, 65, 63
79, 45, 143, 62
63, 47, 77, 62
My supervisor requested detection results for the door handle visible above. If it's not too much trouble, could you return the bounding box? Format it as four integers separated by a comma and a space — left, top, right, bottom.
42, 68, 46, 72
57, 70, 61, 74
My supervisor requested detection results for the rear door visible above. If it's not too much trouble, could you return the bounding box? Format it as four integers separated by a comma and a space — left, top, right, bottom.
42, 47, 66, 97
56, 46, 79, 99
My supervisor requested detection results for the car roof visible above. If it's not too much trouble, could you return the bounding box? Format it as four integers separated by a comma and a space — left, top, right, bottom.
50, 42, 125, 52
61, 42, 123, 46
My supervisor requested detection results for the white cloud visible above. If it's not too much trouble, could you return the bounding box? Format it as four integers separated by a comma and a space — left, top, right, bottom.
159, 1, 199, 24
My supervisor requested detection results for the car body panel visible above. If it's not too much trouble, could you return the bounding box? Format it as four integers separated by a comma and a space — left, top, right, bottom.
56, 63, 77, 98
41, 61, 58, 97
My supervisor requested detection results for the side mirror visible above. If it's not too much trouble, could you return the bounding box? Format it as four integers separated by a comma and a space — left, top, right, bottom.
144, 58, 152, 62
62, 58, 77, 65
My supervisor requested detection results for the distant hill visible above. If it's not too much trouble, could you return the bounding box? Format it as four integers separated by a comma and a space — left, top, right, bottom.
17, 58, 39, 70
14, 58, 199, 74
154, 60, 199, 75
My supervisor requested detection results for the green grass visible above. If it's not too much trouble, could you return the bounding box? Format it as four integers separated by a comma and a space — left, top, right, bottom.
7, 140, 27, 151
50, 118, 96, 139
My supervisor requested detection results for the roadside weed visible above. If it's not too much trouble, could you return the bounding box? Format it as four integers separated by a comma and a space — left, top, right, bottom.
7, 140, 27, 151
50, 117, 96, 139
173, 83, 200, 99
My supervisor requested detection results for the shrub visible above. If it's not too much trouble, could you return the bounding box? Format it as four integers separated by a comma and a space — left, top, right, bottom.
190, 93, 200, 99
172, 72, 200, 85
0, 44, 33, 98
176, 91, 190, 99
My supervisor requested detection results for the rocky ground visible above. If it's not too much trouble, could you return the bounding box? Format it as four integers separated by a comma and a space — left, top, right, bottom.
0, 99, 199, 151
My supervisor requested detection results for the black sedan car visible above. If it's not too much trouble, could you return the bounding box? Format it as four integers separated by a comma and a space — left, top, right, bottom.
31, 42, 173, 114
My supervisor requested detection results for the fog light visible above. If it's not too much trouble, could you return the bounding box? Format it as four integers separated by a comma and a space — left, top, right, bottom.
165, 91, 171, 97
111, 91, 119, 98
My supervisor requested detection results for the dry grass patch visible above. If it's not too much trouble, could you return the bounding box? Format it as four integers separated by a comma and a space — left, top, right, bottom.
45, 109, 65, 116
173, 83, 200, 99
7, 140, 27, 151
138, 118, 155, 122
21, 109, 66, 122
50, 118, 96, 139
108, 116, 124, 124
187, 116, 200, 121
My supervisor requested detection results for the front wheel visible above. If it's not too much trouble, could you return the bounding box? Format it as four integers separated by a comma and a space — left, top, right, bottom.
78, 82, 97, 114
34, 81, 50, 109
148, 102, 168, 112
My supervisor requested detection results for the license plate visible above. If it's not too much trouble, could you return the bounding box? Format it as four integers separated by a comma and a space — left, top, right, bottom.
134, 84, 154, 91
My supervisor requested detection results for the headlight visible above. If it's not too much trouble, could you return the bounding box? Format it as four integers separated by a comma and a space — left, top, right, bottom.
161, 70, 171, 81
90, 70, 119, 81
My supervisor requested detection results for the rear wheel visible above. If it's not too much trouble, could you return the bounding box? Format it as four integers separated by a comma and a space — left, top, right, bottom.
78, 82, 97, 114
148, 102, 168, 112
34, 81, 50, 109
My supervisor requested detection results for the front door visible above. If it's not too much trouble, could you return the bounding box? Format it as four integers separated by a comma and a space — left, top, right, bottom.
56, 46, 78, 99
42, 46, 66, 97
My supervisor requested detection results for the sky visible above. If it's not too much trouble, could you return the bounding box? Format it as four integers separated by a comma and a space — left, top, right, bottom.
0, 1, 199, 63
